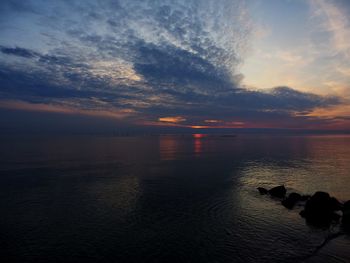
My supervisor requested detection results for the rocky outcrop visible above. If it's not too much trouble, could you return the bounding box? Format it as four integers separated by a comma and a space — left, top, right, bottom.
300, 195, 311, 201
257, 187, 268, 195
257, 186, 349, 230
342, 200, 350, 231
268, 185, 286, 198
282, 192, 301, 209
299, 192, 341, 227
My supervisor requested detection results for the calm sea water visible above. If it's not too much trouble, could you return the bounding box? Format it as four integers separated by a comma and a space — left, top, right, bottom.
0, 134, 349, 262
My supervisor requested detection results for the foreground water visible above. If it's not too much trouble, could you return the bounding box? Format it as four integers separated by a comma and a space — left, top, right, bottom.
0, 134, 349, 262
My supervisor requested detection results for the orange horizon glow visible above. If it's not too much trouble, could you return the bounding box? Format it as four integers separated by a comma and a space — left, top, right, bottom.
190, 125, 212, 129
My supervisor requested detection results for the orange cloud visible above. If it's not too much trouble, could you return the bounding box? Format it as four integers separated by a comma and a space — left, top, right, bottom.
305, 104, 350, 120
158, 116, 186, 123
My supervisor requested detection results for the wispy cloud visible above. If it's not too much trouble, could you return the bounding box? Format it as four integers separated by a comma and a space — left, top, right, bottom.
310, 0, 350, 58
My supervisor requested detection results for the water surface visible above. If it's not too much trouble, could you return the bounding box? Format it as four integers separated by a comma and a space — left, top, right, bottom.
1, 134, 349, 262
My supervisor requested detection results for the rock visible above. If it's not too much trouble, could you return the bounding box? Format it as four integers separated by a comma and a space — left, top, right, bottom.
300, 191, 340, 227
282, 192, 302, 209
342, 200, 350, 231
305, 191, 330, 210
257, 187, 268, 195
300, 195, 311, 201
268, 185, 286, 198
331, 211, 341, 221
343, 200, 350, 210
329, 197, 343, 211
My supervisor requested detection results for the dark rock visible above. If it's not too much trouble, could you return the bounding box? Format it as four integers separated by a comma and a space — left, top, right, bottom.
331, 212, 341, 222
329, 197, 342, 211
257, 187, 268, 195
342, 200, 350, 231
305, 191, 330, 210
282, 192, 302, 209
268, 185, 286, 198
300, 191, 340, 227
343, 201, 350, 213
343, 200, 350, 210
300, 195, 311, 201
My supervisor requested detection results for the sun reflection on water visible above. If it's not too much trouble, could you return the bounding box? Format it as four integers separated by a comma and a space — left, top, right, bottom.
193, 134, 207, 155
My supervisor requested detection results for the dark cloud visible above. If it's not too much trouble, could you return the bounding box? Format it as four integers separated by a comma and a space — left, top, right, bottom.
0, 46, 39, 58
133, 42, 230, 89
269, 86, 339, 110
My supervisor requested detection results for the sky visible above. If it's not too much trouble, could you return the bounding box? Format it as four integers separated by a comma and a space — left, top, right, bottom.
0, 0, 350, 133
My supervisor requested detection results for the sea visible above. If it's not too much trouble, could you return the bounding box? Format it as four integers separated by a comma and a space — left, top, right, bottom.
0, 134, 349, 262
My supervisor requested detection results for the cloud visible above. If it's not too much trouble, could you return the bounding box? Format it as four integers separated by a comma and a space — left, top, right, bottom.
0, 43, 340, 128
0, 0, 345, 130
0, 100, 135, 119
0, 46, 39, 58
159, 116, 186, 123
310, 0, 350, 58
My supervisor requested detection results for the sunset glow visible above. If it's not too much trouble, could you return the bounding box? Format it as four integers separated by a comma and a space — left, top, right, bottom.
2, 2, 350, 262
